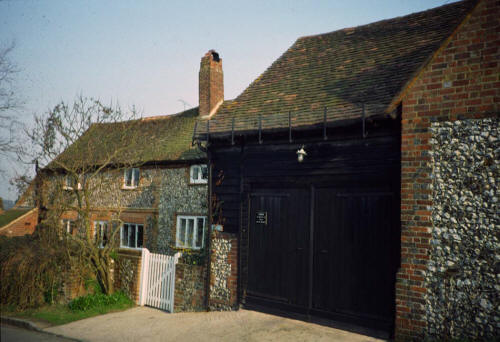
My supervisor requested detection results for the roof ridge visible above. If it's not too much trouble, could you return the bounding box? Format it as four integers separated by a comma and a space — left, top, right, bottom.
142, 106, 199, 121
296, 0, 476, 41
142, 114, 175, 121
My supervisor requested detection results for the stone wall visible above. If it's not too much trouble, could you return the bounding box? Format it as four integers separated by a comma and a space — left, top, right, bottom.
425, 118, 498, 339
157, 167, 208, 255
24, 164, 207, 255
397, 0, 499, 338
209, 232, 238, 310
91, 168, 160, 209
174, 262, 207, 312
115, 249, 142, 303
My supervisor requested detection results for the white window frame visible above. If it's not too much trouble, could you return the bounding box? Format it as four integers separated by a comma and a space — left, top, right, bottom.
61, 219, 75, 234
175, 215, 206, 249
189, 165, 208, 184
63, 175, 82, 190
120, 223, 144, 249
94, 220, 108, 248
123, 168, 140, 189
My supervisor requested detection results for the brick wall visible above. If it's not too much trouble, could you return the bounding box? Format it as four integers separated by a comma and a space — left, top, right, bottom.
199, 50, 224, 116
62, 268, 85, 301
0, 209, 38, 237
396, 0, 499, 339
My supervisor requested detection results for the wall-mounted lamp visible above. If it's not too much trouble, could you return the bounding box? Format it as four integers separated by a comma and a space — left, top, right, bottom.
296, 145, 307, 162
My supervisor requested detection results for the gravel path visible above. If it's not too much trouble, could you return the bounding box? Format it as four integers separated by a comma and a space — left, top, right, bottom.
45, 307, 385, 342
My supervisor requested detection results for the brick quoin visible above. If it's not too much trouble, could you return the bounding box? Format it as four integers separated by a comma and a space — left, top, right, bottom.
395, 0, 499, 340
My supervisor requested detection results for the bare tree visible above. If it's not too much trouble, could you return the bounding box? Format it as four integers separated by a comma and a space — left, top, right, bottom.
0, 42, 21, 159
24, 96, 143, 294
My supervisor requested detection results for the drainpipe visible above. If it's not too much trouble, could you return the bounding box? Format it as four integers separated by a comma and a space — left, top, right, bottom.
205, 147, 213, 311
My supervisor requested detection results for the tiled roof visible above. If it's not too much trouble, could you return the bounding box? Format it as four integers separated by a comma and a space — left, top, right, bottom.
0, 208, 32, 228
202, 0, 477, 135
49, 107, 204, 170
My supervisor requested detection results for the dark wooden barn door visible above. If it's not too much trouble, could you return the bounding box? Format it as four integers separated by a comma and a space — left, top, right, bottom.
247, 187, 310, 308
312, 185, 399, 329
238, 133, 401, 334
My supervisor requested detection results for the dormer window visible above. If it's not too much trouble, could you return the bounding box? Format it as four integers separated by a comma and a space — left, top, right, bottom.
123, 168, 140, 189
190, 165, 208, 184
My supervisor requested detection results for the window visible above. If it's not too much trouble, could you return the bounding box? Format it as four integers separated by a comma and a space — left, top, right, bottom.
94, 221, 108, 247
123, 168, 140, 188
189, 165, 208, 184
63, 175, 82, 190
176, 215, 205, 249
62, 219, 76, 234
120, 223, 143, 249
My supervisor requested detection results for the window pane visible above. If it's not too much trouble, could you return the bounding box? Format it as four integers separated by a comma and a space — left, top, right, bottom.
196, 218, 204, 248
186, 219, 194, 247
130, 224, 136, 248
201, 165, 208, 180
133, 168, 140, 186
125, 169, 132, 186
95, 222, 100, 242
179, 219, 186, 246
192, 166, 199, 181
102, 222, 108, 247
122, 224, 129, 247
137, 225, 143, 248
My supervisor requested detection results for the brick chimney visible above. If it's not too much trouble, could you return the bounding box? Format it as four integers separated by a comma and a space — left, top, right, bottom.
199, 50, 223, 117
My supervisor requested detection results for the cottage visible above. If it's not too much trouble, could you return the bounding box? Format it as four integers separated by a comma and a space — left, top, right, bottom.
15, 107, 213, 307
195, 0, 499, 340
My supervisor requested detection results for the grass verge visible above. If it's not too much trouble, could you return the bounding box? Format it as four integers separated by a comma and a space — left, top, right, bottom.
1, 291, 134, 326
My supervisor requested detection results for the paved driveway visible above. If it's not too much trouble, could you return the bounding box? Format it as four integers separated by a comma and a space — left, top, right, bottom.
46, 307, 386, 342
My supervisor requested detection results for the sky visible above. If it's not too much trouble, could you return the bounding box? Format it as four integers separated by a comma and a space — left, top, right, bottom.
0, 0, 455, 201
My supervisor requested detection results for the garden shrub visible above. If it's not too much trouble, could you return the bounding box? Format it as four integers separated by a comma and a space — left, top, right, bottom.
0, 224, 72, 308
68, 291, 132, 311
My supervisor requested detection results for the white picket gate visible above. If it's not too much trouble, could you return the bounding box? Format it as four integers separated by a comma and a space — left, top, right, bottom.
138, 248, 181, 312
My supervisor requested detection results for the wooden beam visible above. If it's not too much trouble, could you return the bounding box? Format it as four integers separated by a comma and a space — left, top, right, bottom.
323, 107, 327, 141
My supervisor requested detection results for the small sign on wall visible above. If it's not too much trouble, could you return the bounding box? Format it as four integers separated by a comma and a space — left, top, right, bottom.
256, 211, 268, 225
212, 224, 223, 232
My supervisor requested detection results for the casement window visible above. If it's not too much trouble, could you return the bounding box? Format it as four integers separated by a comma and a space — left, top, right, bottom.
62, 219, 76, 234
120, 223, 143, 249
63, 174, 83, 190
189, 165, 208, 184
123, 168, 140, 188
176, 215, 206, 249
64, 175, 81, 190
94, 221, 109, 247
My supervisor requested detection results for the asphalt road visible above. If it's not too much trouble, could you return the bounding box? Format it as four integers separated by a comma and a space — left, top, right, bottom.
1, 324, 75, 342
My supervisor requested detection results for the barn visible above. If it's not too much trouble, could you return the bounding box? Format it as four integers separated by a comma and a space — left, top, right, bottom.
194, 0, 499, 339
